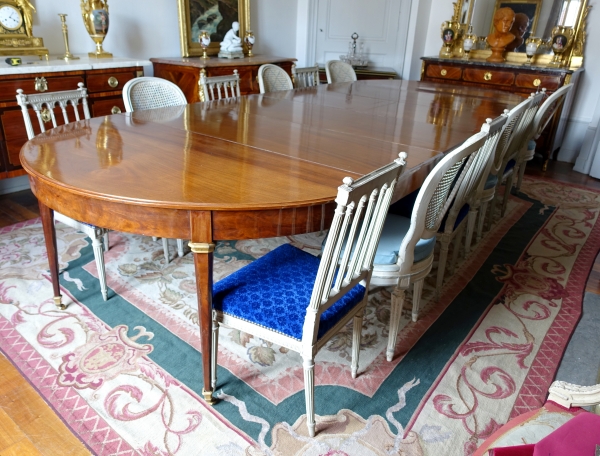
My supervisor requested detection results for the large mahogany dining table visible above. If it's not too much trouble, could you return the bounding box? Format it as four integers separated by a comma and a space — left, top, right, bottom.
20, 79, 524, 403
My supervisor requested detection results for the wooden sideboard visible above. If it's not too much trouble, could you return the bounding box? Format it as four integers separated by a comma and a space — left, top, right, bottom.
0, 58, 149, 180
150, 56, 296, 103
421, 57, 582, 166
318, 66, 397, 84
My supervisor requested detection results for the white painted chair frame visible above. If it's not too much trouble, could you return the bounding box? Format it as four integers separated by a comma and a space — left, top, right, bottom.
548, 380, 600, 413
515, 84, 573, 191
16, 83, 110, 301
257, 64, 294, 94
122, 76, 187, 261
198, 70, 241, 102
325, 60, 357, 84
291, 64, 320, 88
371, 127, 491, 361
488, 91, 546, 226
436, 115, 508, 294
212, 153, 408, 437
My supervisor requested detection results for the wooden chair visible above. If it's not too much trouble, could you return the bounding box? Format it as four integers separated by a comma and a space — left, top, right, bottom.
198, 70, 241, 102
291, 64, 320, 88
257, 64, 293, 93
488, 91, 546, 226
435, 115, 508, 294
211, 153, 408, 437
515, 84, 573, 191
370, 124, 493, 361
325, 60, 357, 84
16, 83, 110, 301
122, 77, 187, 261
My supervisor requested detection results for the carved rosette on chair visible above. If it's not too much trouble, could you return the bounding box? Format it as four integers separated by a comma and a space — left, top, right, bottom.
81, 0, 112, 58
548, 26, 575, 68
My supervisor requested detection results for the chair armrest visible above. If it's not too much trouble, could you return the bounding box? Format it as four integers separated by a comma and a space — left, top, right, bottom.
548, 381, 600, 408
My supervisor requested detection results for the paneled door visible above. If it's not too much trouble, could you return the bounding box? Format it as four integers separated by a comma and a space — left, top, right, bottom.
315, 0, 410, 75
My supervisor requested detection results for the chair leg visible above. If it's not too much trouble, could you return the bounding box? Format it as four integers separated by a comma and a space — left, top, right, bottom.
351, 309, 364, 379
501, 173, 515, 218
152, 236, 158, 241
450, 225, 465, 275
91, 236, 108, 301
464, 209, 477, 255
211, 318, 219, 390
412, 279, 424, 322
516, 159, 527, 192
487, 194, 498, 231
387, 287, 405, 361
303, 357, 316, 437
103, 232, 109, 252
162, 238, 170, 263
177, 239, 185, 258
436, 240, 450, 298
477, 201, 489, 243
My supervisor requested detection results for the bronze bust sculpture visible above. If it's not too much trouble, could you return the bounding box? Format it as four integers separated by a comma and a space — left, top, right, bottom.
506, 13, 530, 52
487, 7, 516, 62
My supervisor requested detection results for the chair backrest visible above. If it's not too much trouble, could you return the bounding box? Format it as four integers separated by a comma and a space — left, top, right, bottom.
122, 76, 187, 112
291, 64, 320, 88
531, 84, 573, 140
199, 70, 241, 102
397, 127, 492, 273
443, 115, 509, 232
257, 64, 294, 94
305, 152, 407, 344
16, 82, 91, 141
325, 60, 357, 84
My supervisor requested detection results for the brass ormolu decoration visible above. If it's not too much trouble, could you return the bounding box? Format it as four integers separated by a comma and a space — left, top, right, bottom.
34, 77, 48, 92
439, 2, 461, 59
188, 242, 216, 254
58, 14, 79, 61
547, 26, 574, 67
0, 0, 48, 59
81, 0, 112, 58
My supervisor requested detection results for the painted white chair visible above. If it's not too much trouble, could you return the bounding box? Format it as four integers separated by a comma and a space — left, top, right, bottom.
291, 64, 320, 88
122, 77, 187, 261
211, 153, 408, 437
370, 124, 494, 361
435, 115, 508, 294
16, 83, 110, 301
257, 64, 293, 94
488, 91, 546, 227
515, 84, 573, 191
198, 70, 241, 102
325, 60, 357, 84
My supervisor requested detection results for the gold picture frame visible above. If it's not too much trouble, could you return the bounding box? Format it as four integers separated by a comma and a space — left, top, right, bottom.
490, 0, 542, 36
177, 0, 250, 58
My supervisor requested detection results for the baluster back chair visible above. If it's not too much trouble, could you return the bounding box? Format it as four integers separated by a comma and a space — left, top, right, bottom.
122, 76, 188, 261
199, 70, 241, 102
257, 64, 294, 93
16, 83, 110, 301
515, 84, 573, 191
211, 153, 408, 438
370, 124, 494, 361
325, 60, 357, 84
291, 64, 320, 88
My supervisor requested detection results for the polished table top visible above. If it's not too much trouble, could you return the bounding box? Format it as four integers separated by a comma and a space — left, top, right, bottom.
20, 79, 524, 401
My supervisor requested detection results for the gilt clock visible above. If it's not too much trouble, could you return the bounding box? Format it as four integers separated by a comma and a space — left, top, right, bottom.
0, 0, 48, 59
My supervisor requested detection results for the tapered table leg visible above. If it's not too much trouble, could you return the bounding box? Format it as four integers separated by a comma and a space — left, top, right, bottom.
38, 202, 64, 309
190, 211, 216, 405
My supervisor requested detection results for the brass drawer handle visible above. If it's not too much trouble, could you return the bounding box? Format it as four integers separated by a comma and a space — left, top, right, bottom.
111, 106, 122, 114
440, 69, 447, 76
34, 77, 48, 92
484, 72, 492, 81
108, 76, 119, 88
40, 107, 52, 123
533, 78, 541, 87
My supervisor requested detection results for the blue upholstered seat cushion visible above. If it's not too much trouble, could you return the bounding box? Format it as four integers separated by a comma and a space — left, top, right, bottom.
485, 159, 518, 189
213, 243, 366, 341
528, 139, 536, 151
374, 214, 436, 265
439, 203, 470, 232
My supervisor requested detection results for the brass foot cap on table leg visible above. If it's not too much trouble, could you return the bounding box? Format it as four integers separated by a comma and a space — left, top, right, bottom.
542, 159, 549, 172
202, 388, 217, 405
53, 296, 66, 310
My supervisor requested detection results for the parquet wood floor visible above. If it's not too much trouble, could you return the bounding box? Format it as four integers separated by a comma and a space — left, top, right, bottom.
0, 161, 598, 453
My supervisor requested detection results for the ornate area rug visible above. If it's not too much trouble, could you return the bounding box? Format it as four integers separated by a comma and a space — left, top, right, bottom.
1, 176, 599, 455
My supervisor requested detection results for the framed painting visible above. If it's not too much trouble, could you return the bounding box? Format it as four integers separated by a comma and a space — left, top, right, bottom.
491, 0, 542, 37
177, 0, 250, 57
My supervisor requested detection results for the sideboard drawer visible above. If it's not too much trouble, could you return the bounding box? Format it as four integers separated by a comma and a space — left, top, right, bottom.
425, 65, 462, 80
515, 74, 561, 92
0, 75, 84, 102
463, 68, 515, 86
86, 71, 137, 93
91, 97, 125, 116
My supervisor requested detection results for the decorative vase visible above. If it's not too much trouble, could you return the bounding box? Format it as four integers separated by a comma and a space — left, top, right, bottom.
81, 0, 112, 58
244, 30, 255, 57
199, 31, 211, 59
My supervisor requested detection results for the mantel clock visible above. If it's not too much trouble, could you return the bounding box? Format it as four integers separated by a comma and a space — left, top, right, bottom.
0, 0, 48, 59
